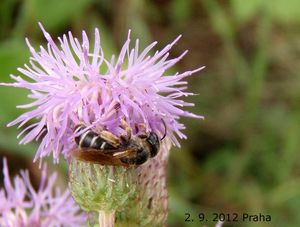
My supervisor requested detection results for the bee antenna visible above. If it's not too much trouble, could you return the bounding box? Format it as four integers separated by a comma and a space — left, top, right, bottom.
160, 119, 167, 141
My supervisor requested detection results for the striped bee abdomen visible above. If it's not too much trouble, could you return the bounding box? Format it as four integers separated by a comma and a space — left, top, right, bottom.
74, 125, 115, 150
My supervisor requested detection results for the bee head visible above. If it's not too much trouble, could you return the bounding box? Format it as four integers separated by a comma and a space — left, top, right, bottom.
146, 132, 160, 157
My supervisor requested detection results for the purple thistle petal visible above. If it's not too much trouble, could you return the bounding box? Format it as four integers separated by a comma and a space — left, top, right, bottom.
0, 158, 86, 226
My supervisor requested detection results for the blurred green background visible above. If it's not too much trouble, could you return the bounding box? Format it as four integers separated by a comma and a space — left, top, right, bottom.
1, 0, 300, 226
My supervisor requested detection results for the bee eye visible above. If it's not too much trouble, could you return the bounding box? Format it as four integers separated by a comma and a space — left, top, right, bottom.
147, 132, 160, 157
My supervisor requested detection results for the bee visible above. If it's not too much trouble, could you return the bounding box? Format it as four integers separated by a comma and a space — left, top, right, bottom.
72, 118, 165, 166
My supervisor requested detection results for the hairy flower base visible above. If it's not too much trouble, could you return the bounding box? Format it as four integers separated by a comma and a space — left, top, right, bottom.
69, 140, 171, 226
69, 158, 137, 212
121, 148, 169, 226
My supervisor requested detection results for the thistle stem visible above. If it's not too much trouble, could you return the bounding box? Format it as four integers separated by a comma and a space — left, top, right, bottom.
98, 210, 115, 227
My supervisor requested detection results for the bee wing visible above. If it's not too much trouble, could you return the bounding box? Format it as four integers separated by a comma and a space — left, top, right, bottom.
71, 148, 126, 166
71, 148, 135, 166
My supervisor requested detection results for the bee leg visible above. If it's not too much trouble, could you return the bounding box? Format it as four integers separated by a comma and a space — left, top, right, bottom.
120, 149, 149, 166
120, 117, 132, 142
135, 123, 148, 139
99, 130, 121, 148
111, 149, 135, 158
135, 123, 148, 138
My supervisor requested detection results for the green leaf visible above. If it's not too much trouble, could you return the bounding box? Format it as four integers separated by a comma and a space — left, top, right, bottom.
267, 0, 300, 24
231, 0, 264, 25
169, 0, 192, 24
33, 0, 93, 30
0, 39, 31, 120
0, 39, 29, 78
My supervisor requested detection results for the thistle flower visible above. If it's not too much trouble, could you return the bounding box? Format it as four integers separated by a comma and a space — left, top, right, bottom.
1, 23, 204, 226
0, 158, 86, 226
1, 23, 204, 163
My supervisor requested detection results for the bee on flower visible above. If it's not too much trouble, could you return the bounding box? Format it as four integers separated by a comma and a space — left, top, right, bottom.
0, 23, 204, 226
0, 23, 204, 164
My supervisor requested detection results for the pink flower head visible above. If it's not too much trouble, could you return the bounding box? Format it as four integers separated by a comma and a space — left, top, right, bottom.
0, 158, 86, 226
1, 23, 204, 163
